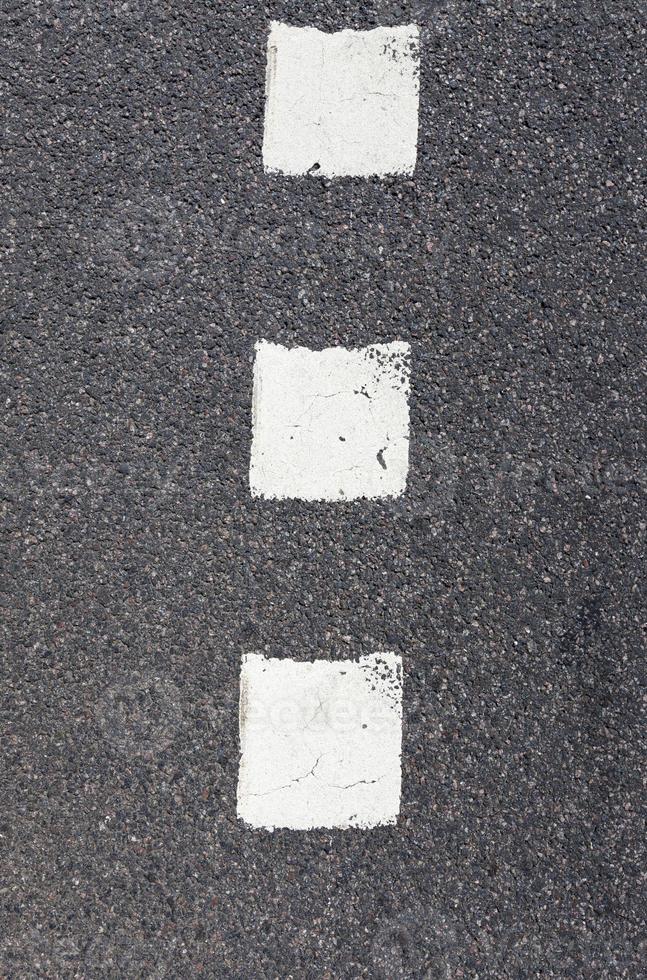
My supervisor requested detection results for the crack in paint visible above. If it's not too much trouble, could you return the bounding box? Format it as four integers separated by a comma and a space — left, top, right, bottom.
244, 756, 323, 798
330, 776, 386, 790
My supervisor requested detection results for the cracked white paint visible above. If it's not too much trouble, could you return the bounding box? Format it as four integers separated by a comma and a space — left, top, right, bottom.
249, 340, 411, 501
262, 22, 420, 178
237, 652, 403, 830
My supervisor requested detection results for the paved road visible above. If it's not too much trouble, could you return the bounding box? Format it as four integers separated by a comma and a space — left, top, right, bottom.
2, 0, 645, 977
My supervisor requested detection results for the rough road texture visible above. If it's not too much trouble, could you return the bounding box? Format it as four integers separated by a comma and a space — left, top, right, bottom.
2, 0, 645, 977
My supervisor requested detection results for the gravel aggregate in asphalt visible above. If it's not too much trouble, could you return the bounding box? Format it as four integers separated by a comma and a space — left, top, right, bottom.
2, 1, 645, 977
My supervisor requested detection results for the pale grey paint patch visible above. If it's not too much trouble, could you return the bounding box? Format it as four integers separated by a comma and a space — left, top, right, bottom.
237, 652, 403, 830
249, 340, 411, 501
262, 22, 420, 178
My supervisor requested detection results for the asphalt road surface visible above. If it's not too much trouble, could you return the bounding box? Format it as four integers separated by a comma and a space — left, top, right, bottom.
2, 1, 645, 977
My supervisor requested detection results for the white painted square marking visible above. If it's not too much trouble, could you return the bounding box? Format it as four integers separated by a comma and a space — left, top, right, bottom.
262, 22, 420, 178
249, 340, 411, 501
237, 652, 403, 830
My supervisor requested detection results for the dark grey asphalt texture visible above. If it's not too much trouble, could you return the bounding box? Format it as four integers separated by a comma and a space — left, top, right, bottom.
2, 0, 645, 977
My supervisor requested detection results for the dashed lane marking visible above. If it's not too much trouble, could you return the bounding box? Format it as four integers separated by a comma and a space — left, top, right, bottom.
237, 652, 403, 831
249, 340, 411, 501
262, 21, 420, 178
